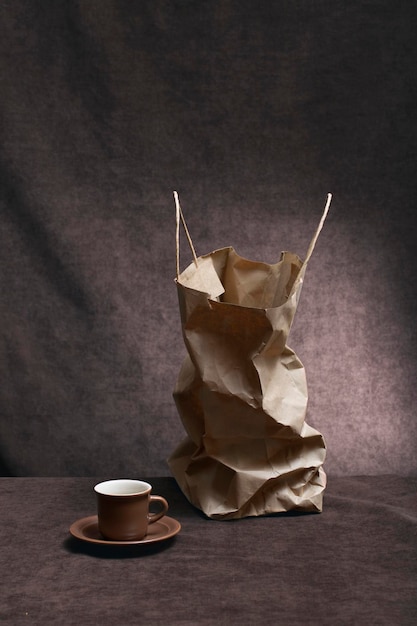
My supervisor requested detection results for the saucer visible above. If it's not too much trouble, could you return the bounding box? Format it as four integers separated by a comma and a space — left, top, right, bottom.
70, 515, 181, 546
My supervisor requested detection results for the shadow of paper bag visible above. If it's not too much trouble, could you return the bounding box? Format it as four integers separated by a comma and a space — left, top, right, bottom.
169, 193, 332, 520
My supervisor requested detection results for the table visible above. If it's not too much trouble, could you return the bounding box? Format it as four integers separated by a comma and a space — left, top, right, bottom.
1, 476, 416, 625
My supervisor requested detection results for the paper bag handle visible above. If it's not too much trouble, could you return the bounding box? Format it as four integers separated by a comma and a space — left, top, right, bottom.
174, 191, 332, 281
174, 191, 199, 279
290, 193, 332, 294
303, 193, 332, 266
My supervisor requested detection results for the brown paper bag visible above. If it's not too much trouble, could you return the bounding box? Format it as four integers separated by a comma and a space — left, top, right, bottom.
168, 193, 332, 519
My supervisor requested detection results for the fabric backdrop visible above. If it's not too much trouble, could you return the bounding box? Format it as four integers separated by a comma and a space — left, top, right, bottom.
0, 0, 416, 477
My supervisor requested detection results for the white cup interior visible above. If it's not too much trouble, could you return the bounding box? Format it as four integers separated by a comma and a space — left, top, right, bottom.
94, 479, 151, 496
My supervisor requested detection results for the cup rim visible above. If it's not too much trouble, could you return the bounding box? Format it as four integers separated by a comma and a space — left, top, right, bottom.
94, 479, 152, 496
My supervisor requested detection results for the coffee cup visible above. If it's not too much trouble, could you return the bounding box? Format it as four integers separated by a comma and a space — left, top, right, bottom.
94, 479, 169, 541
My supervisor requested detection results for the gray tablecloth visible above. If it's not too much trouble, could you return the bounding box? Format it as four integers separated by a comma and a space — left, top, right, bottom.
1, 476, 416, 625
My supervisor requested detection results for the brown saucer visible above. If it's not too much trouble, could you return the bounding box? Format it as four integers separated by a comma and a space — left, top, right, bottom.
70, 515, 181, 546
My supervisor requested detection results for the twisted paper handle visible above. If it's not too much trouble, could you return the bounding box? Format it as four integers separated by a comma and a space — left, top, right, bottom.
174, 191, 332, 280
289, 193, 332, 294
174, 191, 198, 279
304, 193, 332, 266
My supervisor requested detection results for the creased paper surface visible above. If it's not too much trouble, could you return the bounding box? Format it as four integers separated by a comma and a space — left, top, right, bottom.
169, 244, 327, 519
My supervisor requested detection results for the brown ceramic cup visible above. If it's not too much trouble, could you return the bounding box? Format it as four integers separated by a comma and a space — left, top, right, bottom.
94, 479, 169, 541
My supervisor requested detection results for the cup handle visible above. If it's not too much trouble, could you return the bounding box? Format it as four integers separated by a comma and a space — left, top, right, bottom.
148, 495, 169, 525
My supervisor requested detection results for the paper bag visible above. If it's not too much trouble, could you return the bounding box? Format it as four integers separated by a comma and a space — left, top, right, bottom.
168, 193, 332, 519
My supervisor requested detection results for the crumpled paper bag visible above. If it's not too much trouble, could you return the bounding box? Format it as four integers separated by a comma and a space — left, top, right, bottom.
168, 193, 332, 519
